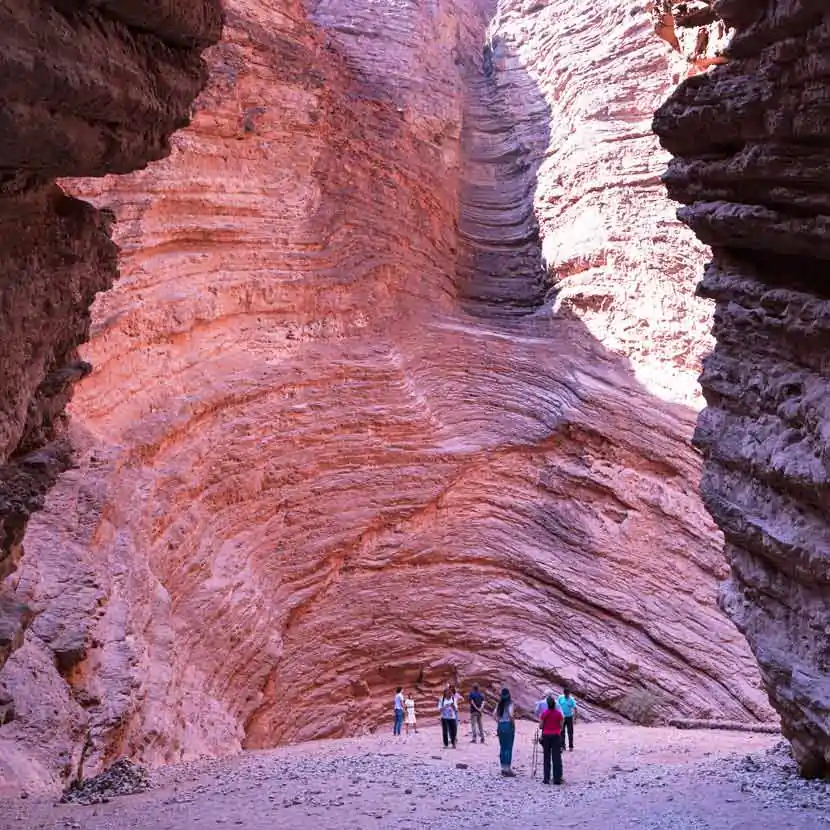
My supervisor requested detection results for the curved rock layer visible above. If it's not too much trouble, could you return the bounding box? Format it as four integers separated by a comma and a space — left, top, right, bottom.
0, 1, 220, 681
655, 0, 830, 779
1, 0, 772, 790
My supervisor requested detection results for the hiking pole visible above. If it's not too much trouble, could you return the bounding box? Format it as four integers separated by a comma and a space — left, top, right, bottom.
531, 727, 540, 778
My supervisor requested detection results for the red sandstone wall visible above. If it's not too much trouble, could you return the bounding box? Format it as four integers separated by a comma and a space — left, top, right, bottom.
0, 0, 773, 792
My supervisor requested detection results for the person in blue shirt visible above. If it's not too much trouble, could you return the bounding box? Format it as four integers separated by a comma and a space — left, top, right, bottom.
393, 687, 405, 737
557, 686, 577, 750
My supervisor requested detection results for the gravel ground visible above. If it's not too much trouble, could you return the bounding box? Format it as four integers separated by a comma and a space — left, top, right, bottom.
2, 722, 828, 829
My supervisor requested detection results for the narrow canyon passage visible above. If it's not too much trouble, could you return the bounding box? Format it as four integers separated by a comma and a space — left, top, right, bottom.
0, 0, 782, 794
455, 17, 548, 316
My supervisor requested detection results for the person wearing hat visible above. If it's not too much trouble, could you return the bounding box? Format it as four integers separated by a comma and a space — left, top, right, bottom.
494, 687, 516, 776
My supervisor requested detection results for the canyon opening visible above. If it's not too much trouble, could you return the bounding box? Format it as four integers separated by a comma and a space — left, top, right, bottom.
1, 1, 828, 828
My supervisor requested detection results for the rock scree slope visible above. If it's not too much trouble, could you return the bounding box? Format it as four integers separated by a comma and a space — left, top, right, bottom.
1, 0, 773, 792
655, 0, 830, 778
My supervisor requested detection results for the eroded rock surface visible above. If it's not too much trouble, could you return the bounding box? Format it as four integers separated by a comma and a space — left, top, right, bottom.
655, 0, 830, 779
0, 0, 221, 742
1, 0, 773, 790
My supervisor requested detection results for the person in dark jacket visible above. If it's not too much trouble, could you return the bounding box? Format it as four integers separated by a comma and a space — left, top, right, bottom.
468, 684, 485, 743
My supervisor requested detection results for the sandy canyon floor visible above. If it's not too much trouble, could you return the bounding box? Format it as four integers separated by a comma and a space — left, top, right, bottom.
3, 723, 829, 829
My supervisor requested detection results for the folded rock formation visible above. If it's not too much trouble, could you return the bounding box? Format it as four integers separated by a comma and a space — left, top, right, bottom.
655, 0, 830, 779
1, 0, 774, 790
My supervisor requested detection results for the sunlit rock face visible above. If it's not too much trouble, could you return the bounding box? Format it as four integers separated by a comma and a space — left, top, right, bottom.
0, 0, 220, 786
655, 0, 830, 779
1, 0, 772, 791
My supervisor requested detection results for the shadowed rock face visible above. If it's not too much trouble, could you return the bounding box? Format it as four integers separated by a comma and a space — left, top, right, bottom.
0, 0, 220, 732
0, 0, 774, 791
655, 0, 830, 779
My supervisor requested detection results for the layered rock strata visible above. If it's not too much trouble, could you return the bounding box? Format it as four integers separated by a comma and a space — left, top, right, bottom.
0, 0, 220, 739
1, 0, 772, 790
654, 0, 830, 778
652, 0, 733, 75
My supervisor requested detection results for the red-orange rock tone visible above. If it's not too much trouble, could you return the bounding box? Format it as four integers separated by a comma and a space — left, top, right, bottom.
0, 0, 220, 693
1, 0, 772, 792
655, 0, 830, 779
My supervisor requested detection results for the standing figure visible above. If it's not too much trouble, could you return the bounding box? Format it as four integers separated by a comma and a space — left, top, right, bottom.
539, 695, 564, 784
534, 690, 553, 718
468, 684, 485, 743
438, 685, 459, 748
494, 687, 516, 777
557, 686, 577, 750
404, 691, 418, 735
393, 686, 405, 737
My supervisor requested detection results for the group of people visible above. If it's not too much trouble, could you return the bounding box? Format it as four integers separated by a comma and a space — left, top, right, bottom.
392, 682, 578, 784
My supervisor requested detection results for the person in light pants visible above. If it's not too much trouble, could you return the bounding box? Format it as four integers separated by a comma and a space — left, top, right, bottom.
404, 692, 417, 735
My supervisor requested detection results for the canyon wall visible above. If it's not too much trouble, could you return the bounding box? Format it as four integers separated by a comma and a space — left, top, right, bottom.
655, 0, 830, 779
0, 0, 221, 738
0, 0, 774, 791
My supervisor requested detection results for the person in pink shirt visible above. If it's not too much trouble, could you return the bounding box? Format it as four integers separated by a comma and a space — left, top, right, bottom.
539, 695, 564, 785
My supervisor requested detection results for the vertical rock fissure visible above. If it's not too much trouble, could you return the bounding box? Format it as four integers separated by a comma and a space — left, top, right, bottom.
455, 18, 549, 317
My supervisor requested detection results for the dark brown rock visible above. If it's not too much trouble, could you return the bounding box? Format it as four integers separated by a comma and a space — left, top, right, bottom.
0, 1, 219, 181
654, 0, 830, 779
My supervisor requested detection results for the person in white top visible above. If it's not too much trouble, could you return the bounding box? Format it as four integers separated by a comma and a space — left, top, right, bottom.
438, 685, 459, 748
534, 689, 554, 718
404, 692, 417, 735
393, 687, 405, 737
